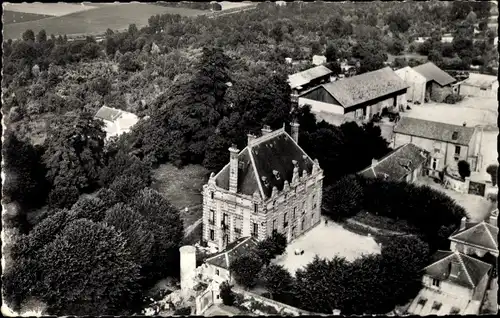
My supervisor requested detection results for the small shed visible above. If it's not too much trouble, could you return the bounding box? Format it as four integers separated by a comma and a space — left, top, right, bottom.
460, 73, 498, 98
312, 55, 327, 66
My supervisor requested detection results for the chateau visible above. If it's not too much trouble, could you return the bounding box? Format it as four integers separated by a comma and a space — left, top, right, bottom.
202, 123, 324, 251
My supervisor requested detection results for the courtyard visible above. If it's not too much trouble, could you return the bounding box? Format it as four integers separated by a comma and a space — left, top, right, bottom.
272, 218, 381, 275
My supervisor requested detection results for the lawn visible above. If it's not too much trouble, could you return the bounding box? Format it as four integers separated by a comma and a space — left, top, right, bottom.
3, 10, 52, 25
152, 163, 209, 230
272, 219, 381, 275
417, 176, 494, 222
2, 3, 100, 16
3, 3, 206, 40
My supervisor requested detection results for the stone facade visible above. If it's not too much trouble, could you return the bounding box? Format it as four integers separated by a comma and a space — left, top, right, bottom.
201, 125, 324, 251
428, 82, 453, 103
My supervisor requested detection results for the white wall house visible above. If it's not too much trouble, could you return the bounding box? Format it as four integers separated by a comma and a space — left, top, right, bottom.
94, 106, 139, 140
460, 73, 499, 98
395, 66, 427, 104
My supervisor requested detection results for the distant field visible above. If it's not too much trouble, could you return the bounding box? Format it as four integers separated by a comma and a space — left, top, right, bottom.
3, 10, 51, 25
3, 3, 206, 40
2, 3, 101, 16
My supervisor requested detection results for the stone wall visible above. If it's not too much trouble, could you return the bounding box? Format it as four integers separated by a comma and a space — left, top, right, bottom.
233, 287, 312, 316
430, 82, 453, 103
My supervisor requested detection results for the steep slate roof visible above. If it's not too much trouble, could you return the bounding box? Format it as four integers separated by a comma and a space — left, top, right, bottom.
320, 67, 409, 109
413, 62, 456, 86
215, 129, 315, 199
94, 105, 122, 122
449, 221, 498, 253
205, 237, 258, 270
462, 73, 498, 89
424, 251, 492, 289
393, 117, 475, 146
358, 143, 428, 181
288, 65, 333, 89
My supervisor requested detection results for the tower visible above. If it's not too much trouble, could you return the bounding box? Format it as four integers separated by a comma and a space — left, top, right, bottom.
179, 245, 197, 293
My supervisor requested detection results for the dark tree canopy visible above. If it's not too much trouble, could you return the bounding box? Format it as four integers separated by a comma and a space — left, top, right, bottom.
229, 251, 264, 288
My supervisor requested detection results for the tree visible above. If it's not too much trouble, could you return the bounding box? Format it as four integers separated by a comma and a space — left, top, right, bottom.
100, 150, 152, 188
388, 39, 405, 55
457, 160, 471, 180
259, 264, 295, 301
486, 164, 498, 186
465, 11, 477, 25
229, 251, 263, 288
322, 175, 363, 221
36, 219, 141, 315
325, 44, 339, 62
131, 188, 184, 282
219, 281, 235, 305
104, 203, 155, 269
36, 29, 47, 43
22, 29, 35, 42
387, 12, 411, 33
119, 52, 142, 72
42, 112, 106, 196
255, 232, 288, 266
69, 196, 107, 222
47, 185, 80, 209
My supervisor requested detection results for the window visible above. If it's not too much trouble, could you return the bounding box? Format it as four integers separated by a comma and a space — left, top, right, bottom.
210, 191, 214, 200
293, 207, 296, 219
252, 223, 258, 238
455, 146, 461, 155
210, 229, 215, 241
355, 108, 363, 119
480, 87, 487, 91
431, 158, 438, 170
312, 194, 317, 209
253, 203, 258, 213
209, 210, 215, 225
216, 269, 220, 276
432, 279, 440, 287
283, 212, 288, 228
216, 295, 220, 299
432, 302, 442, 311
234, 217, 242, 234
450, 307, 460, 314
272, 219, 277, 231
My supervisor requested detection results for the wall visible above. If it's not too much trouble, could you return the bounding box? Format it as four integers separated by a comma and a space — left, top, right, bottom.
422, 275, 473, 299
430, 82, 453, 103
204, 264, 231, 284
443, 172, 469, 194
298, 97, 345, 115
393, 134, 469, 176
233, 287, 312, 316
460, 82, 498, 98
195, 287, 214, 315
401, 69, 426, 104
472, 272, 490, 301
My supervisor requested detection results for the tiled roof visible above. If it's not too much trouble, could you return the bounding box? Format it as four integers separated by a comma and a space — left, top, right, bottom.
320, 67, 409, 109
424, 251, 492, 289
413, 62, 456, 86
358, 143, 428, 181
94, 106, 122, 122
393, 117, 475, 146
288, 65, 333, 89
215, 128, 316, 199
462, 73, 498, 89
449, 221, 498, 253
205, 236, 259, 270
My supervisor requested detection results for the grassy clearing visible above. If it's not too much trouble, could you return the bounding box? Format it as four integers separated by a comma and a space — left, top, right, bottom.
4, 3, 206, 40
3, 10, 52, 25
152, 163, 209, 229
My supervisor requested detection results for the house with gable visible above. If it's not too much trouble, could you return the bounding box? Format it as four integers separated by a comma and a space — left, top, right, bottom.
202, 123, 324, 252
395, 66, 427, 104
297, 67, 408, 123
393, 117, 478, 178
459, 73, 499, 98
412, 62, 457, 102
358, 143, 428, 183
288, 65, 334, 102
94, 105, 139, 140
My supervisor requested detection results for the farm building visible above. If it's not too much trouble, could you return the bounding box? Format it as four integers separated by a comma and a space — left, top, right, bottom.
393, 117, 478, 179
358, 143, 428, 183
312, 55, 327, 66
395, 66, 427, 104
412, 62, 457, 102
298, 67, 408, 123
459, 73, 498, 98
288, 65, 333, 102
94, 106, 139, 140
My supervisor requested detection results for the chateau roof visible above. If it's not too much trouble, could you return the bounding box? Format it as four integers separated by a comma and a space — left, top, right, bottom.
358, 143, 428, 181
214, 128, 317, 199
319, 67, 409, 109
413, 62, 456, 86
288, 65, 333, 89
424, 250, 492, 289
449, 221, 498, 253
205, 236, 258, 270
393, 117, 475, 146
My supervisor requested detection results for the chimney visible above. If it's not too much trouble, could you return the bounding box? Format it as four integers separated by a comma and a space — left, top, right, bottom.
261, 125, 272, 136
291, 121, 300, 143
463, 122, 466, 127
489, 209, 498, 227
247, 133, 256, 146
449, 259, 461, 278
228, 144, 239, 193
371, 158, 378, 167
460, 216, 467, 230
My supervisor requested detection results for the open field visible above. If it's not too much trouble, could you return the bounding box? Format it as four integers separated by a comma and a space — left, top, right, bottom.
2, 3, 103, 16
3, 10, 52, 25
152, 163, 209, 230
417, 176, 494, 222
3, 3, 206, 40
272, 219, 381, 275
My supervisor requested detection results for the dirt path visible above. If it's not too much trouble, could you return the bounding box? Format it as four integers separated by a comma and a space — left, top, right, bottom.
184, 209, 202, 238
345, 218, 416, 237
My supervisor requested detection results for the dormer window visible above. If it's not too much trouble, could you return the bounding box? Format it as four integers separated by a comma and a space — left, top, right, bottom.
210, 192, 214, 200
261, 176, 270, 188
452, 131, 458, 140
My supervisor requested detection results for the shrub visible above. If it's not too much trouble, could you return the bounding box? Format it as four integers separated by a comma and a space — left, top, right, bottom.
173, 306, 191, 315
322, 175, 363, 221
444, 94, 464, 104
219, 282, 235, 306
486, 164, 498, 186
457, 160, 471, 180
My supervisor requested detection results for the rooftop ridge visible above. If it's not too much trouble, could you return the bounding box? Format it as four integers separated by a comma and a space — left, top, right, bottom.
250, 127, 286, 146
455, 252, 475, 288
423, 251, 455, 270
450, 221, 498, 250
482, 222, 498, 249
